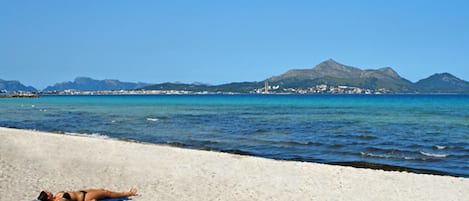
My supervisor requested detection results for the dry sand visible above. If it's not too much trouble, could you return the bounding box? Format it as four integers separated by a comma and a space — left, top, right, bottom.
1, 127, 468, 201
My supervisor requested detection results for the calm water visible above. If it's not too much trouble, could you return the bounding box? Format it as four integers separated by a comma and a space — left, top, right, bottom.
1, 94, 468, 177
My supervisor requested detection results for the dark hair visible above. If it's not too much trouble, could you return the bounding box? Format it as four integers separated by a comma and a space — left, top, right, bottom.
37, 191, 48, 201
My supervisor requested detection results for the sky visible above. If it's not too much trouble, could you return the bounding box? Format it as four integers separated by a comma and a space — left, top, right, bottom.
1, 0, 468, 89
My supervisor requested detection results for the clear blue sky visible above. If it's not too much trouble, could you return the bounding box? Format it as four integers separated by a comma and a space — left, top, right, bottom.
1, 0, 468, 89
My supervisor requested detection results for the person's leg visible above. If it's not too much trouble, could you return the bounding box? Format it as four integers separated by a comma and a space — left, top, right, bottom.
84, 188, 137, 201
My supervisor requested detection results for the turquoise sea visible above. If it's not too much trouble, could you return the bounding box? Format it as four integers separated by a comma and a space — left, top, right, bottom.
1, 94, 468, 177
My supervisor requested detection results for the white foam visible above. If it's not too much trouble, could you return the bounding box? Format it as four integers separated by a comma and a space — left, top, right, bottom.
360, 152, 393, 158
419, 151, 448, 158
66, 132, 110, 139
435, 145, 446, 150
146, 118, 159, 122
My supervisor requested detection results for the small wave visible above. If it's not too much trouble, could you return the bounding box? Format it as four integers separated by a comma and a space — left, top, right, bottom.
252, 128, 270, 133
329, 144, 345, 148
66, 132, 110, 139
365, 147, 402, 154
419, 151, 449, 158
434, 145, 446, 150
279, 141, 323, 146
146, 118, 159, 122
361, 152, 434, 161
360, 152, 394, 159
358, 135, 378, 140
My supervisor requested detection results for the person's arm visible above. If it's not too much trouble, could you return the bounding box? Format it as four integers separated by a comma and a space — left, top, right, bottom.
84, 187, 137, 200
52, 192, 65, 201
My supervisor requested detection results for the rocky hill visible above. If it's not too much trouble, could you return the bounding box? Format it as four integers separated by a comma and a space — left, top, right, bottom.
44, 77, 151, 91
266, 59, 415, 92
415, 73, 469, 93
0, 79, 37, 92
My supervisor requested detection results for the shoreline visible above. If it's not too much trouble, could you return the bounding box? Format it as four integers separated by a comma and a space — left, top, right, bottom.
202, 148, 464, 178
3, 126, 465, 178
1, 127, 468, 201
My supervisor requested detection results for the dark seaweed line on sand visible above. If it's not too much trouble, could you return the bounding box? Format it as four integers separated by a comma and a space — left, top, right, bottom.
207, 148, 468, 178
328, 162, 466, 177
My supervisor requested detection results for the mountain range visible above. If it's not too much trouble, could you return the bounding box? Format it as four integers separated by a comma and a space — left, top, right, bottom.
266, 59, 415, 92
2, 59, 469, 93
43, 77, 151, 91
142, 59, 469, 94
0, 79, 37, 92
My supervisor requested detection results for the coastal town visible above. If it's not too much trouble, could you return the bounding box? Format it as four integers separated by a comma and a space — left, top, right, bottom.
1, 82, 390, 97
255, 82, 389, 94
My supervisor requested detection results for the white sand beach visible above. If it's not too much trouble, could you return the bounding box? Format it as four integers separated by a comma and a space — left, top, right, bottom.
1, 127, 468, 201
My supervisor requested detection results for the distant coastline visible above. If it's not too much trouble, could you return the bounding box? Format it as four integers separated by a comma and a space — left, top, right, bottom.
2, 60, 469, 94
0, 92, 39, 98
34, 89, 469, 96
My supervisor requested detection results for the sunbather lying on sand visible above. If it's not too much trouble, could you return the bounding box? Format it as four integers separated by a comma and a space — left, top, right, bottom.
37, 187, 137, 201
